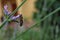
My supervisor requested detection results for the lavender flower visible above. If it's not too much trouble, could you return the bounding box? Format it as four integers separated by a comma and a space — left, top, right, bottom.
4, 5, 20, 20
3, 5, 23, 26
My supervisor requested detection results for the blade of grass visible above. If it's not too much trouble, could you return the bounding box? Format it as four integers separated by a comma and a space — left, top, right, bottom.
0, 0, 27, 29
16, 7, 60, 39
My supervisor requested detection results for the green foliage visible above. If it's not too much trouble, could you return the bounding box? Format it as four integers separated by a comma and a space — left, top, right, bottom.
33, 0, 60, 40
17, 29, 40, 40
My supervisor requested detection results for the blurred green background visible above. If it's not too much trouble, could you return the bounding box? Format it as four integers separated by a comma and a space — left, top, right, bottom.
0, 0, 60, 40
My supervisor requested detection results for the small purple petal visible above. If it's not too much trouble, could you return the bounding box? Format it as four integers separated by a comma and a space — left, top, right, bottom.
4, 5, 8, 10
11, 15, 20, 20
4, 5, 11, 15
